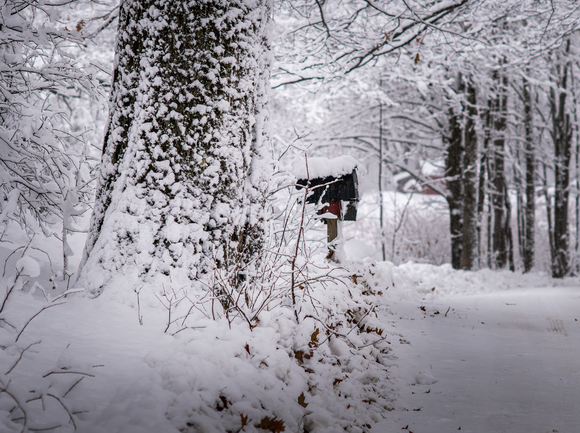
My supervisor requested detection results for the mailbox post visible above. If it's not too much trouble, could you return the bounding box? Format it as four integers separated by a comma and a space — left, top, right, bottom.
296, 166, 359, 260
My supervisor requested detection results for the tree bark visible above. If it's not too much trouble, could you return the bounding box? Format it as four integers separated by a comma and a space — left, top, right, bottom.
77, 0, 271, 295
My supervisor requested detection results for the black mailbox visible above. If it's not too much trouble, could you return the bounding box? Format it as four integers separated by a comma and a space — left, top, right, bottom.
343, 200, 358, 221
296, 169, 359, 221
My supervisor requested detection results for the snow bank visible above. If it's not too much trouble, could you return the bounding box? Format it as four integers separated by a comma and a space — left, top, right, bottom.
383, 261, 572, 301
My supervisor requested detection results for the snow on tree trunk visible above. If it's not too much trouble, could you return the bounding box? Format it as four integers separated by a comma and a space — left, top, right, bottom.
77, 0, 271, 296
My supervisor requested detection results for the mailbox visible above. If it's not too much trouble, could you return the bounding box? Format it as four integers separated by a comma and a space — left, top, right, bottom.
294, 157, 359, 261
296, 169, 359, 221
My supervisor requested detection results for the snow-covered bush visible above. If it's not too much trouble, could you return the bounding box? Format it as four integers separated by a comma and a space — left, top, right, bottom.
0, 0, 107, 279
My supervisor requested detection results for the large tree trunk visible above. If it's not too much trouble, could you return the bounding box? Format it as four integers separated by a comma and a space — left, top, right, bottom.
77, 0, 271, 296
461, 80, 478, 270
551, 39, 572, 278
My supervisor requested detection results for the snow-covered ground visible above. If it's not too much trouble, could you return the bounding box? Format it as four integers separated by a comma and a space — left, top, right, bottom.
376, 263, 580, 433
2, 233, 579, 432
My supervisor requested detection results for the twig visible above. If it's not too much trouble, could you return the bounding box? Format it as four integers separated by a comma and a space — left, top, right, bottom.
357, 336, 389, 350
134, 286, 143, 325
52, 289, 84, 302
63, 377, 84, 398
0, 268, 23, 315
42, 371, 95, 379
16, 303, 65, 342
290, 155, 310, 323
47, 393, 76, 430
171, 326, 207, 337
6, 341, 41, 375
304, 314, 358, 349
3, 246, 24, 277
0, 318, 17, 331
0, 377, 28, 433
30, 425, 63, 432
346, 304, 377, 336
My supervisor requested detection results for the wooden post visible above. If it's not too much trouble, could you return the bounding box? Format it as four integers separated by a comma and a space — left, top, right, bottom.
324, 200, 342, 261
327, 218, 338, 243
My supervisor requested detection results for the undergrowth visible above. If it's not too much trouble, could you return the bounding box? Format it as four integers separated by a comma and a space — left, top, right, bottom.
140, 169, 398, 433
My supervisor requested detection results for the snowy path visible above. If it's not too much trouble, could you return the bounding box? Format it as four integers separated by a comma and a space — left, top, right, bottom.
375, 286, 580, 433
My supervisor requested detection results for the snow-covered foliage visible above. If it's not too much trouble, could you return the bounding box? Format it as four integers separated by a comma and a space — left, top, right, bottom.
0, 0, 99, 236
77, 0, 272, 296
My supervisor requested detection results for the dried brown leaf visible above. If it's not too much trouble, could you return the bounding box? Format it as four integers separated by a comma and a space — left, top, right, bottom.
309, 328, 320, 348
298, 392, 308, 408
240, 413, 249, 427
256, 416, 285, 432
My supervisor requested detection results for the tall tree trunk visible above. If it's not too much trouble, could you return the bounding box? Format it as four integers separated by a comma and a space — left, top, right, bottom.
477, 105, 492, 268
490, 71, 509, 269
514, 161, 524, 264
445, 105, 464, 270
378, 92, 386, 261
572, 68, 580, 274
551, 39, 572, 278
522, 76, 536, 272
77, 0, 271, 296
461, 80, 478, 270
505, 186, 515, 271
543, 163, 556, 268
476, 150, 486, 268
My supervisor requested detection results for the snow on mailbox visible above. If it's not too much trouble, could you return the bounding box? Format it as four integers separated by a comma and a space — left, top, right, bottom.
294, 156, 360, 260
